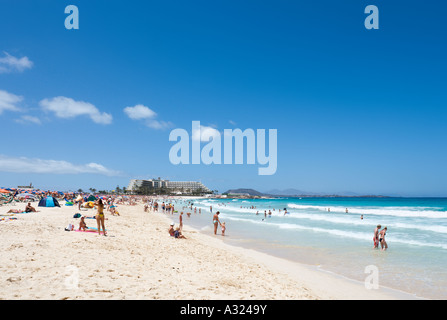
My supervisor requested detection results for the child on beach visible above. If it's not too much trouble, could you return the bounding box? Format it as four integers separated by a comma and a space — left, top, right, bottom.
221, 222, 226, 236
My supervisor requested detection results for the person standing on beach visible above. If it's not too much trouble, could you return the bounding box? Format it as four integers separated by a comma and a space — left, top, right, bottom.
379, 227, 388, 251
373, 224, 381, 249
179, 211, 183, 231
95, 199, 107, 236
213, 211, 221, 235
221, 222, 226, 236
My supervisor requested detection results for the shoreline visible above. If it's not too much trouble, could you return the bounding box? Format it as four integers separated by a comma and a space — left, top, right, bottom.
180, 216, 421, 300
0, 200, 421, 300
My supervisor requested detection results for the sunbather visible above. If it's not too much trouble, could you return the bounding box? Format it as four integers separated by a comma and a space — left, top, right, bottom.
78, 216, 88, 231
25, 202, 37, 212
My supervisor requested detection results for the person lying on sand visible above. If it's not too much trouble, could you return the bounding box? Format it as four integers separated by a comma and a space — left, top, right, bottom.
7, 209, 22, 213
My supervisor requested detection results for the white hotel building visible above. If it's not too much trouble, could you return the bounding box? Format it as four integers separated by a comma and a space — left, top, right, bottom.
127, 178, 212, 194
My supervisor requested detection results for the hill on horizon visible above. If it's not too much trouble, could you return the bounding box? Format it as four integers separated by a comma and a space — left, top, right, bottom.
224, 188, 266, 196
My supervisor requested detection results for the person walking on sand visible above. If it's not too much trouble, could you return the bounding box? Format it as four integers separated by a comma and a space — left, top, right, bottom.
373, 224, 381, 249
179, 211, 184, 231
379, 227, 388, 251
213, 211, 222, 235
95, 198, 107, 236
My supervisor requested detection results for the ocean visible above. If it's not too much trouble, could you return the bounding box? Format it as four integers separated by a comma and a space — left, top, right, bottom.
169, 197, 447, 299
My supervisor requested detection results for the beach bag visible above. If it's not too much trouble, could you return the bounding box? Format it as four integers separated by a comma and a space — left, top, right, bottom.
73, 213, 81, 218
65, 223, 74, 231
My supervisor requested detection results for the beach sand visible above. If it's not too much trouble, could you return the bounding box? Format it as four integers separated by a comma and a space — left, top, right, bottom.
0, 200, 415, 300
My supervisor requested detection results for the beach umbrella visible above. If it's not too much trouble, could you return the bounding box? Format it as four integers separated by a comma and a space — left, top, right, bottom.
0, 189, 11, 193
38, 196, 61, 207
16, 193, 38, 200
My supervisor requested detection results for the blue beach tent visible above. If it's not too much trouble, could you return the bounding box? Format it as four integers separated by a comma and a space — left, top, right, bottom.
38, 196, 61, 207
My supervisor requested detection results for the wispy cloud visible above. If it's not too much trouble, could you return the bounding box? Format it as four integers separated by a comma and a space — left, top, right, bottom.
124, 104, 173, 130
0, 52, 33, 73
40, 96, 112, 125
123, 104, 156, 120
15, 115, 41, 125
146, 119, 174, 130
0, 155, 121, 176
0, 89, 23, 114
192, 125, 221, 142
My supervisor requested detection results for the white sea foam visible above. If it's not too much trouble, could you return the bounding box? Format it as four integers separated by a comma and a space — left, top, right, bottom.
288, 203, 447, 219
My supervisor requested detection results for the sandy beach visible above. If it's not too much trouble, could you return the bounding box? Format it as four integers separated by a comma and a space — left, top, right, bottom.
0, 199, 416, 300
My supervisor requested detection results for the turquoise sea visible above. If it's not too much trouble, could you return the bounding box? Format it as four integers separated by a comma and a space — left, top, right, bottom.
171, 197, 447, 299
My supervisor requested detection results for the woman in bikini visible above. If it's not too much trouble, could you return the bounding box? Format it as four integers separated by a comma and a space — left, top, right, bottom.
95, 199, 107, 236
213, 211, 221, 235
379, 227, 388, 251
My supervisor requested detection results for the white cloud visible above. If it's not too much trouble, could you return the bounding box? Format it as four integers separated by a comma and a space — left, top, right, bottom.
15, 115, 41, 125
123, 104, 156, 120
0, 89, 23, 114
146, 119, 174, 130
124, 104, 173, 130
0, 52, 33, 73
192, 125, 221, 142
0, 155, 121, 176
39, 96, 112, 124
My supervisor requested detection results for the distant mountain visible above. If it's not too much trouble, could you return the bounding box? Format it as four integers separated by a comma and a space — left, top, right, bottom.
224, 188, 266, 196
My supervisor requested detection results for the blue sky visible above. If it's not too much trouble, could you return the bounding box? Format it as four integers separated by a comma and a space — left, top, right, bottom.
0, 0, 446, 196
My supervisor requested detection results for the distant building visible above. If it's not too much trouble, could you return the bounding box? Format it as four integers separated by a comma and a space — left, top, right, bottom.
17, 183, 34, 190
127, 178, 212, 194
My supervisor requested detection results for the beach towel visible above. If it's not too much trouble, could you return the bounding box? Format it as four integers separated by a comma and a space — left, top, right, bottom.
75, 228, 106, 234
